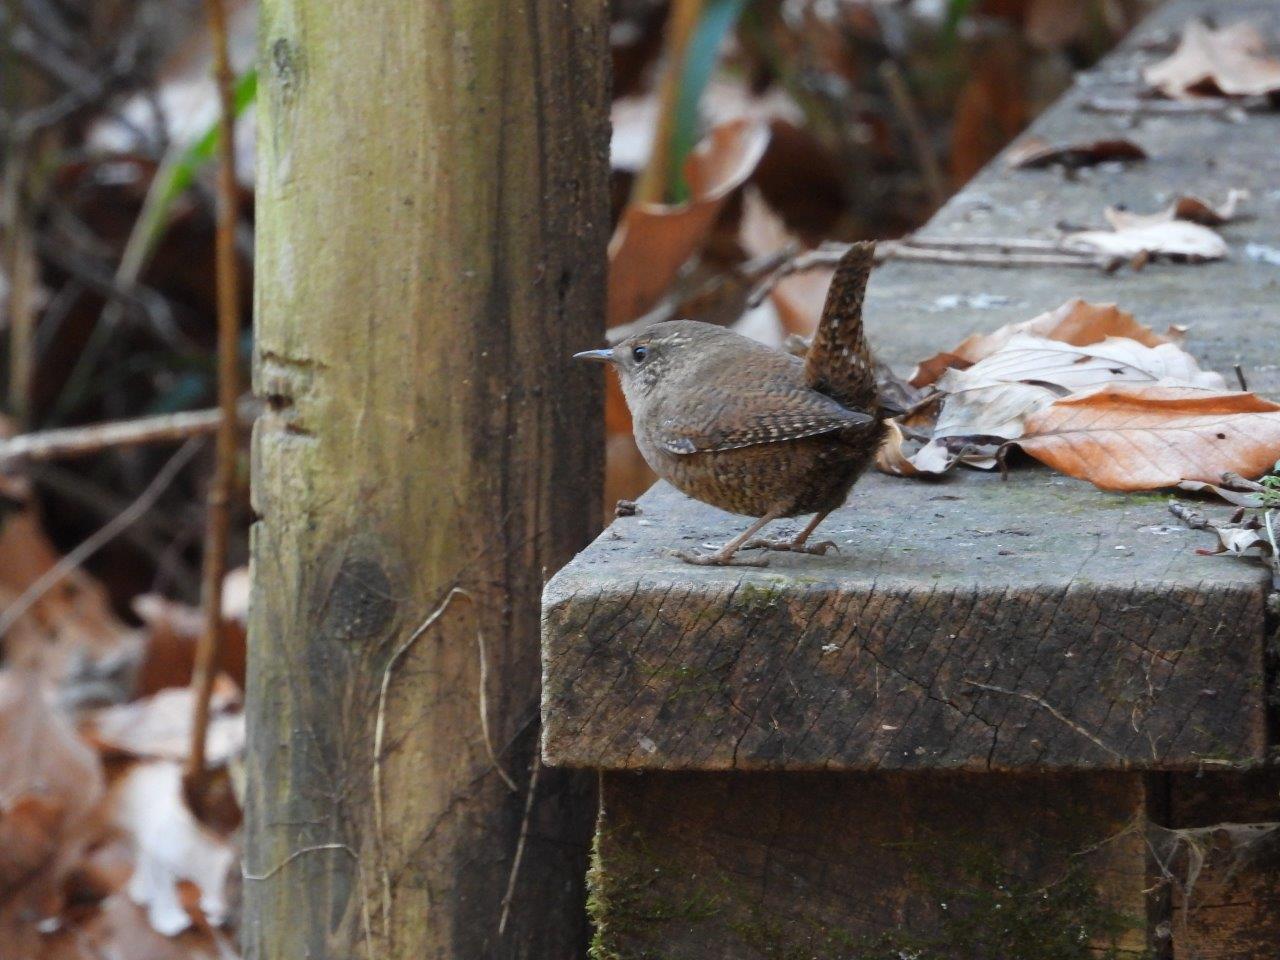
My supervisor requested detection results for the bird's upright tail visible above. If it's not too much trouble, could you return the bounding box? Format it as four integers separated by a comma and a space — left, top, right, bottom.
804, 241, 879, 414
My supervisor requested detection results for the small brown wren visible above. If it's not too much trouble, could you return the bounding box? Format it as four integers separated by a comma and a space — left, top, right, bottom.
576, 242, 887, 565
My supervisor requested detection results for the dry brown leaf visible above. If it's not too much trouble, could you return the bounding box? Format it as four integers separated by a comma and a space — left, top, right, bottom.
1016, 386, 1280, 491
108, 760, 236, 937
86, 678, 244, 767
1005, 135, 1147, 169
1064, 219, 1228, 261
607, 117, 770, 328
910, 299, 1168, 387
1105, 189, 1249, 230
0, 672, 106, 949
1144, 20, 1280, 99
0, 509, 139, 690
36, 894, 233, 960
132, 570, 248, 694
925, 334, 1225, 469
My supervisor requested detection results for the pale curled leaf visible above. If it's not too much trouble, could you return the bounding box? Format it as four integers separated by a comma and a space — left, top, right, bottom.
910, 299, 1168, 387
1016, 386, 1280, 491
1144, 20, 1280, 99
1064, 219, 1228, 261
919, 334, 1224, 470
1105, 189, 1249, 230
1176, 479, 1266, 508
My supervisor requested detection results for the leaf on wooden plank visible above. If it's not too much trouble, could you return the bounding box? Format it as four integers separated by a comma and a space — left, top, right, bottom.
108, 761, 236, 937
1016, 386, 1280, 491
1004, 134, 1147, 169
1105, 189, 1249, 230
1198, 523, 1273, 560
926, 334, 1226, 468
1175, 478, 1266, 508
910, 299, 1169, 387
1143, 20, 1280, 99
1063, 219, 1228, 262
608, 117, 770, 328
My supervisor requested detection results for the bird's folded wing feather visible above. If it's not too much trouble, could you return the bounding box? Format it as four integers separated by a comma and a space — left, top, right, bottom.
653, 388, 873, 455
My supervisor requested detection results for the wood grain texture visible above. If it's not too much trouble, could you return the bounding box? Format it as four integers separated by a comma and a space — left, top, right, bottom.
544, 477, 1268, 771
246, 1, 609, 957
591, 771, 1153, 959
542, 0, 1277, 774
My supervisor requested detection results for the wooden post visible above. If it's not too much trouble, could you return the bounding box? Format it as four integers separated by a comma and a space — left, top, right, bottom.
246, 1, 609, 956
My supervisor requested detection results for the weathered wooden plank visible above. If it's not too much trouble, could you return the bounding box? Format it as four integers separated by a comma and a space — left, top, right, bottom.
543, 0, 1276, 772
590, 771, 1153, 959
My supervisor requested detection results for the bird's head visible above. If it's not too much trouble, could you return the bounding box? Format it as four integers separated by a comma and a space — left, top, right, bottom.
574, 320, 721, 406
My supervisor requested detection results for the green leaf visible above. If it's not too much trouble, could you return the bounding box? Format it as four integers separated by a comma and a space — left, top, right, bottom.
668, 0, 749, 203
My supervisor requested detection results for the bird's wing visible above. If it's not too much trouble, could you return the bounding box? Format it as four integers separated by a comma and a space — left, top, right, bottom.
652, 385, 874, 455
805, 241, 880, 412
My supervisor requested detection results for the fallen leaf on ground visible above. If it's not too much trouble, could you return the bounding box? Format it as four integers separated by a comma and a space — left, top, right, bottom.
132, 569, 247, 694
86, 678, 244, 767
1144, 20, 1280, 99
608, 117, 770, 328
36, 893, 232, 960
0, 508, 139, 693
910, 299, 1170, 387
1015, 386, 1280, 491
1105, 189, 1248, 230
1004, 135, 1147, 169
1064, 219, 1228, 262
0, 671, 106, 950
108, 761, 236, 937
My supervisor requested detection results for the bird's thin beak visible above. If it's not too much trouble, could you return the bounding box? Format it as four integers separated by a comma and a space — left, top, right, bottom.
573, 349, 614, 363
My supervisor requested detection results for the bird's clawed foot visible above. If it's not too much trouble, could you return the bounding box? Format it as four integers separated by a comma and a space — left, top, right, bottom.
673, 548, 769, 567
742, 537, 839, 556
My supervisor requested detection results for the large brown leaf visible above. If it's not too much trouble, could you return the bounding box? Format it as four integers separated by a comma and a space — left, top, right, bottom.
1144, 20, 1280, 99
910, 299, 1169, 387
1016, 386, 1280, 490
607, 117, 769, 328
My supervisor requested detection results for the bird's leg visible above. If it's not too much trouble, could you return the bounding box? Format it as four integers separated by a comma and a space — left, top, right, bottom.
743, 509, 838, 555
675, 508, 783, 567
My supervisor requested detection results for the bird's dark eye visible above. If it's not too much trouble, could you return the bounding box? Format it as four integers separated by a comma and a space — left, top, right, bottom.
631, 344, 649, 363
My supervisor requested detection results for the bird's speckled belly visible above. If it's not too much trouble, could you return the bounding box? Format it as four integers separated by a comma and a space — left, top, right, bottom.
639, 424, 885, 519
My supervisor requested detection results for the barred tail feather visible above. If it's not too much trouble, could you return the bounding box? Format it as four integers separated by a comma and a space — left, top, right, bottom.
804, 241, 879, 413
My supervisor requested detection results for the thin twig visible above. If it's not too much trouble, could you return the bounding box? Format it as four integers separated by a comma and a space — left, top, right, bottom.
0, 402, 256, 468
748, 239, 1118, 307
498, 753, 541, 937
962, 678, 1124, 761
1168, 500, 1210, 531
878, 61, 946, 209
1080, 94, 1266, 116
0, 438, 202, 639
373, 587, 475, 941
187, 0, 242, 801
476, 623, 519, 793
